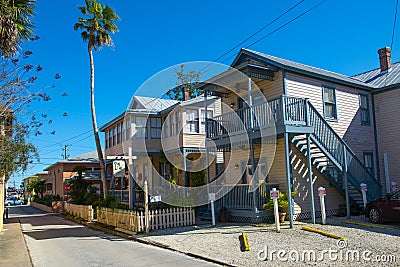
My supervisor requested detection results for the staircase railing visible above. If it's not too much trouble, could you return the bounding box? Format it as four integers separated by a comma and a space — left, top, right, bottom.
307, 103, 382, 200
207, 95, 307, 138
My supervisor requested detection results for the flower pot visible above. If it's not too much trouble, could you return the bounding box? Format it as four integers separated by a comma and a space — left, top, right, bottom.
279, 213, 286, 223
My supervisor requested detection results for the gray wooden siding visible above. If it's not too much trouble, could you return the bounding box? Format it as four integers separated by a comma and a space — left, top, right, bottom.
374, 89, 400, 192
286, 73, 377, 178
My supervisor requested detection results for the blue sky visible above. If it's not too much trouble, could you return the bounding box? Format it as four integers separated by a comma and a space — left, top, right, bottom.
9, 0, 399, 186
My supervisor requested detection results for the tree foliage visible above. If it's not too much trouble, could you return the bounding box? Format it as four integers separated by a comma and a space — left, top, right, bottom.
0, 0, 36, 58
74, 0, 119, 198
167, 64, 202, 100
0, 50, 61, 180
26, 176, 45, 198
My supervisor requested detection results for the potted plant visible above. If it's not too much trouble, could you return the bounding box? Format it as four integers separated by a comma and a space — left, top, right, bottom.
263, 191, 297, 223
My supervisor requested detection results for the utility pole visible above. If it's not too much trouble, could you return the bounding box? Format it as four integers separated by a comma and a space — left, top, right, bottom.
61, 145, 70, 160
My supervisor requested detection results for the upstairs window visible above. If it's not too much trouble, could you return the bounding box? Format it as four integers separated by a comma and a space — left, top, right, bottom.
126, 117, 131, 140
150, 117, 162, 139
169, 113, 175, 136
323, 85, 337, 120
108, 130, 112, 148
105, 130, 109, 148
113, 127, 116, 146
200, 110, 213, 134
359, 94, 370, 125
117, 123, 121, 144
176, 112, 181, 135
186, 109, 199, 133
135, 117, 147, 139
363, 152, 374, 175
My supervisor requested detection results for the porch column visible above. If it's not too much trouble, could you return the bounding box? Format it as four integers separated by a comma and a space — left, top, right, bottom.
183, 148, 188, 189
247, 76, 259, 213
250, 140, 258, 212
284, 132, 294, 229
128, 147, 135, 209
343, 145, 351, 219
204, 90, 210, 186
307, 134, 316, 224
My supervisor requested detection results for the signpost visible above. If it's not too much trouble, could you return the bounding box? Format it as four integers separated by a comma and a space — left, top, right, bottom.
270, 188, 280, 232
360, 183, 368, 209
209, 193, 216, 226
318, 187, 326, 225
112, 160, 126, 178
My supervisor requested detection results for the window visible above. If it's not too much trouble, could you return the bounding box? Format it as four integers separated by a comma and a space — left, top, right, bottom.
359, 94, 370, 125
200, 110, 213, 133
175, 111, 181, 135
169, 113, 175, 136
105, 130, 109, 148
323, 86, 337, 120
363, 152, 374, 174
135, 117, 147, 139
121, 121, 126, 142
150, 117, 162, 139
113, 127, 116, 146
186, 109, 199, 133
117, 123, 121, 144
108, 130, 112, 148
126, 117, 131, 140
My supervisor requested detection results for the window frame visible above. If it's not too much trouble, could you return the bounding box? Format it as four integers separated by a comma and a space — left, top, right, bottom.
322, 85, 338, 121
359, 93, 371, 125
135, 116, 148, 139
200, 109, 213, 134
363, 152, 374, 175
150, 117, 162, 139
186, 109, 199, 134
126, 117, 131, 140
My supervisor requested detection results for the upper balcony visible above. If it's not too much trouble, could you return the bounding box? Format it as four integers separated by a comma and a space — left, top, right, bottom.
207, 95, 313, 143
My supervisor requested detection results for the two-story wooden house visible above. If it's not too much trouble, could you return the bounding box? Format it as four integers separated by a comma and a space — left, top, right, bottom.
203, 47, 399, 225
100, 95, 220, 207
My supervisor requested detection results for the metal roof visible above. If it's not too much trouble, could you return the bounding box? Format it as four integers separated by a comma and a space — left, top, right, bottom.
236, 49, 375, 90
43, 151, 101, 171
132, 96, 178, 112
352, 62, 400, 88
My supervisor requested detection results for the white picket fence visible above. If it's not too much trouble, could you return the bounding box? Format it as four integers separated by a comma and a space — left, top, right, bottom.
64, 203, 94, 222
95, 206, 195, 233
137, 207, 195, 232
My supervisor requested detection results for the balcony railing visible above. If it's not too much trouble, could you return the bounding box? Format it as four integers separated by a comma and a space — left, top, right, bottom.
207, 95, 308, 138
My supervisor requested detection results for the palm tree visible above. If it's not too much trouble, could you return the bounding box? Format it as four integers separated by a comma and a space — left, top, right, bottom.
74, 0, 119, 198
0, 0, 36, 57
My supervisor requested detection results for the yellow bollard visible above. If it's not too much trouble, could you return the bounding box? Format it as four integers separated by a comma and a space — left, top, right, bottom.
239, 232, 250, 251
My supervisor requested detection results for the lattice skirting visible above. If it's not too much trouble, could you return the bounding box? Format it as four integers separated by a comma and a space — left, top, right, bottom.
293, 209, 339, 220
229, 209, 339, 223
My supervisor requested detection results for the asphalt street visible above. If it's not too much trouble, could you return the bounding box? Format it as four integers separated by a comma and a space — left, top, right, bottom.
9, 206, 217, 267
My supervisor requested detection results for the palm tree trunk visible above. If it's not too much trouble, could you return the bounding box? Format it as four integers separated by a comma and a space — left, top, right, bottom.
88, 45, 108, 198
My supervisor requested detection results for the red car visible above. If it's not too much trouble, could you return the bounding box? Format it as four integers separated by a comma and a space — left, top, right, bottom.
365, 189, 400, 223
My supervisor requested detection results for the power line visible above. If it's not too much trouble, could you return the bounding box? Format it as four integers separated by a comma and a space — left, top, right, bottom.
212, 0, 304, 63
216, 0, 329, 65
245, 0, 328, 52
37, 129, 93, 149
391, 0, 399, 50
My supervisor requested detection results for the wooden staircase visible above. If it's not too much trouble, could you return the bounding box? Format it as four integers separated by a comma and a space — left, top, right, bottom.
289, 102, 382, 211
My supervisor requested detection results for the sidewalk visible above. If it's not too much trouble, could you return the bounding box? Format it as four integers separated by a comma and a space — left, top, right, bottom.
0, 217, 32, 267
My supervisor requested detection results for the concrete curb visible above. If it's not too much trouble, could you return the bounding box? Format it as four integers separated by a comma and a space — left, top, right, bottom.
64, 216, 234, 267
344, 220, 399, 230
301, 225, 348, 240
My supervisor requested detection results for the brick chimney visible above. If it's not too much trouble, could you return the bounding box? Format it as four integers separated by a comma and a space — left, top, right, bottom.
182, 87, 190, 101
378, 47, 392, 72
